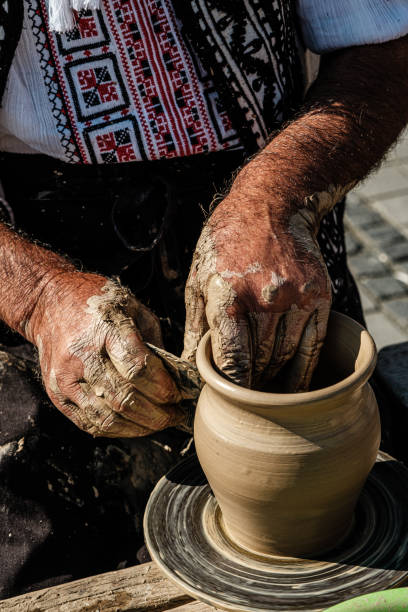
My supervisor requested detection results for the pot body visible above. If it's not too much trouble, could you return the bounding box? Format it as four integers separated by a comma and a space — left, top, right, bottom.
195, 312, 380, 557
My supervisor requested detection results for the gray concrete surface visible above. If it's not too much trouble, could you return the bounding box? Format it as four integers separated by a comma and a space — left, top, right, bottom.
345, 130, 408, 349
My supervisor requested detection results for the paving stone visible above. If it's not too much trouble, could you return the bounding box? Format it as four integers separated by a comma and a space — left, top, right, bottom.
346, 190, 365, 207
361, 276, 407, 300
345, 231, 361, 256
395, 262, 408, 277
344, 207, 383, 229
348, 253, 388, 277
393, 140, 408, 163
365, 312, 408, 349
343, 130, 408, 348
363, 225, 405, 249
372, 192, 408, 226
385, 138, 408, 163
394, 269, 408, 290
385, 242, 408, 262
354, 166, 408, 199
343, 129, 408, 350
383, 298, 408, 330
359, 288, 377, 314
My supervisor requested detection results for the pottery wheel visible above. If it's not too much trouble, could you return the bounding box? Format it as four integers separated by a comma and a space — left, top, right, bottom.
144, 452, 408, 612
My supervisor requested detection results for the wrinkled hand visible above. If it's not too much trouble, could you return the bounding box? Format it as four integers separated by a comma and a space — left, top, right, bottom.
27, 274, 183, 436
182, 193, 332, 392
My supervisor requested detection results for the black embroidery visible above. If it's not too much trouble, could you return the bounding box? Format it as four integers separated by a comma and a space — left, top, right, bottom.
172, 0, 303, 155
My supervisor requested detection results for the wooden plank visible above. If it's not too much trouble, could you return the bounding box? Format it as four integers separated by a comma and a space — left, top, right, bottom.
0, 562, 216, 612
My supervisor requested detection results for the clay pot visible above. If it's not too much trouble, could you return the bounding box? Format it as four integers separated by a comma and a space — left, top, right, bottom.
194, 311, 380, 557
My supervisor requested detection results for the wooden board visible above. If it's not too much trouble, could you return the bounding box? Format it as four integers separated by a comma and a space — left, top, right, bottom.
0, 562, 216, 612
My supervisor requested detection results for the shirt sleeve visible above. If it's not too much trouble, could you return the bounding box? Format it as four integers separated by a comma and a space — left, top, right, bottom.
296, 0, 408, 54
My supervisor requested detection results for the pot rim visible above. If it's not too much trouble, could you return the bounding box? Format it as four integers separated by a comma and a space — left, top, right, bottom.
196, 311, 377, 406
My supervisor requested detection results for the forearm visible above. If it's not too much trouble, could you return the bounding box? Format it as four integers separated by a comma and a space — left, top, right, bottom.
0, 222, 76, 340
228, 35, 408, 222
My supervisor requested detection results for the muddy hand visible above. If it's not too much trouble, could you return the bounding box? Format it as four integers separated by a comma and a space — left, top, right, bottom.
26, 274, 184, 437
183, 190, 334, 392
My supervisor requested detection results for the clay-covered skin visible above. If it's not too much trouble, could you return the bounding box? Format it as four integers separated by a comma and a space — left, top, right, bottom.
183, 189, 339, 391
183, 35, 408, 391
0, 222, 188, 437
26, 275, 184, 437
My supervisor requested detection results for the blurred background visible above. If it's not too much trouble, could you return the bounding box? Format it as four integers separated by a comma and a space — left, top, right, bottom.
346, 129, 408, 349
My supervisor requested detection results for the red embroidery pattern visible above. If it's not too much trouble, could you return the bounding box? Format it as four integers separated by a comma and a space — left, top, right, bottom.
31, 0, 240, 163
96, 126, 137, 162
79, 68, 119, 104
77, 15, 99, 38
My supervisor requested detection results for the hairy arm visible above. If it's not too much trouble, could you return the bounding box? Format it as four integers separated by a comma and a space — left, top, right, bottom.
0, 223, 75, 336
0, 223, 183, 436
231, 35, 408, 217
184, 35, 408, 390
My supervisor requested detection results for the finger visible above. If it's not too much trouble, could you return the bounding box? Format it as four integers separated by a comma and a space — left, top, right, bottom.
87, 359, 184, 431
182, 280, 208, 363
205, 275, 253, 387
42, 369, 97, 433
260, 310, 312, 387
250, 312, 280, 386
284, 308, 330, 392
72, 384, 154, 437
104, 312, 181, 404
44, 375, 149, 437
51, 394, 96, 434
117, 292, 164, 348
133, 299, 164, 348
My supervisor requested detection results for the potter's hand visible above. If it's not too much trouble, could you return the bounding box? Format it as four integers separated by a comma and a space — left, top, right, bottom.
27, 274, 183, 437
183, 35, 408, 390
183, 192, 332, 392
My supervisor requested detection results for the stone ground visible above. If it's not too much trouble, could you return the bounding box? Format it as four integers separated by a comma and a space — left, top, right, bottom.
345, 130, 408, 349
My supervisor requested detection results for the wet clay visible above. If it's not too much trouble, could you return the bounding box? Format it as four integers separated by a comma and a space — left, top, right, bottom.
194, 311, 380, 557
